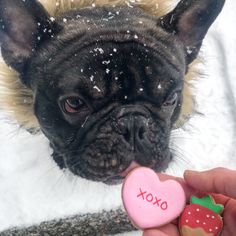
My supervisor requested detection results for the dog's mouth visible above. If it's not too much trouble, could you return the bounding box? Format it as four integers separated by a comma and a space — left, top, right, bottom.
102, 155, 171, 185
63, 148, 172, 185
57, 132, 172, 185
119, 160, 141, 177
100, 149, 172, 185
102, 161, 141, 184
54, 146, 172, 185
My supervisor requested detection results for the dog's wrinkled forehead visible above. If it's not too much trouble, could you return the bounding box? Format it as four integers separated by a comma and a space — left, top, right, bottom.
1, 0, 225, 82
28, 7, 186, 90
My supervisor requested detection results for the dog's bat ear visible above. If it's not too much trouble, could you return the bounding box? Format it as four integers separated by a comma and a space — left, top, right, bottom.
0, 0, 61, 73
159, 0, 225, 64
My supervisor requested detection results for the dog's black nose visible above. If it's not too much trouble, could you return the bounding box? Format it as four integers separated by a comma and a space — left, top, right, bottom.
119, 115, 148, 144
112, 114, 150, 150
111, 105, 151, 149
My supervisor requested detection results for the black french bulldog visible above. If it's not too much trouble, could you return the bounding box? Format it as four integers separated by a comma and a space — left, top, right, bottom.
0, 0, 224, 184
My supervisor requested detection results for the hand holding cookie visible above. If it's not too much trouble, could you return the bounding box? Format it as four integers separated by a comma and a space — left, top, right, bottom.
122, 167, 236, 236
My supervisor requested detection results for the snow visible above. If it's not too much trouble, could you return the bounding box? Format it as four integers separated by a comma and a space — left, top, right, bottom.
0, 0, 236, 234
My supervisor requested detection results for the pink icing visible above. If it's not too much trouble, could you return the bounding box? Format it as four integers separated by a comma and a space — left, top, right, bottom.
122, 167, 186, 229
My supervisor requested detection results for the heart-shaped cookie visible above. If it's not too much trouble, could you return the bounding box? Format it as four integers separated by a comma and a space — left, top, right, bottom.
122, 167, 186, 229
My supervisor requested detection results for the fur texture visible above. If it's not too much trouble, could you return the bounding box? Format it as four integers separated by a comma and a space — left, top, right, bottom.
0, 0, 196, 130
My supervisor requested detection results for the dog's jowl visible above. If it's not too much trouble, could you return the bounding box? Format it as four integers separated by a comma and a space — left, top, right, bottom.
0, 0, 225, 184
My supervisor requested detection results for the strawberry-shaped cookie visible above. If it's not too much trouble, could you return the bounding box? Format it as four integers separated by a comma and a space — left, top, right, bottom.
179, 195, 224, 236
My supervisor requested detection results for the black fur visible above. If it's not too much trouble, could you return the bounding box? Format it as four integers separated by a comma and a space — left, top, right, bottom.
0, 0, 225, 184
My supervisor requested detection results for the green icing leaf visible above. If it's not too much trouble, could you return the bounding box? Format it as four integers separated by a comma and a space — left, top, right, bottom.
191, 195, 224, 214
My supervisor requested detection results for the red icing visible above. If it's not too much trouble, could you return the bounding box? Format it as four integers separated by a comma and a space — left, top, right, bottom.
136, 187, 168, 211
180, 204, 223, 235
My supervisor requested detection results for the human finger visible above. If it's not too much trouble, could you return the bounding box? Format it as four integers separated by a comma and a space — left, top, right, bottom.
184, 168, 236, 198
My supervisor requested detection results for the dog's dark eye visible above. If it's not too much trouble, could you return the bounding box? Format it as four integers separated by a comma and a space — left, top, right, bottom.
64, 98, 84, 113
163, 92, 178, 107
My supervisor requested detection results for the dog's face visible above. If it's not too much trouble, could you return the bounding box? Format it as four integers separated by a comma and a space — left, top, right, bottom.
29, 7, 187, 184
0, 0, 224, 184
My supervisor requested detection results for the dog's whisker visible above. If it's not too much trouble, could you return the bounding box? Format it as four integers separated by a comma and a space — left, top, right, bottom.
169, 145, 195, 169
169, 141, 193, 163
50, 171, 66, 192
170, 135, 195, 141
170, 150, 190, 167
169, 144, 187, 157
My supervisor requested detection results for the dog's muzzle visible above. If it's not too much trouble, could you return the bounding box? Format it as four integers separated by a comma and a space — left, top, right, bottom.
111, 105, 151, 151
